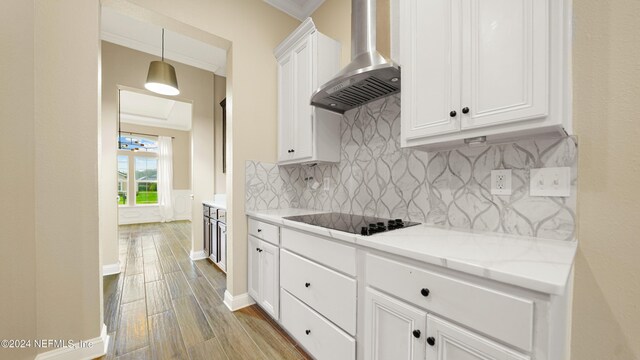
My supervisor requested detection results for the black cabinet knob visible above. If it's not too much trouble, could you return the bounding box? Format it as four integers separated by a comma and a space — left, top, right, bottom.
305, 329, 311, 335
449, 110, 457, 117
413, 330, 421, 338
420, 288, 430, 297
427, 337, 436, 346
257, 229, 262, 232
291, 149, 295, 153
462, 107, 469, 114
256, 247, 260, 252
305, 282, 311, 288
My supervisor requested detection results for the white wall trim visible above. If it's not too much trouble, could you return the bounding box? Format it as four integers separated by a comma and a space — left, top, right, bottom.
223, 290, 255, 312
102, 262, 121, 276
34, 324, 108, 360
189, 250, 207, 261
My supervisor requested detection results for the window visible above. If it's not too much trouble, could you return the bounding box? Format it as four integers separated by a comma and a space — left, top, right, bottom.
135, 157, 158, 205
118, 135, 158, 152
117, 135, 159, 206
117, 156, 128, 205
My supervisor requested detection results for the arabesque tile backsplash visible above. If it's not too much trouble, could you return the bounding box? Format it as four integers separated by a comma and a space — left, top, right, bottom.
246, 95, 578, 241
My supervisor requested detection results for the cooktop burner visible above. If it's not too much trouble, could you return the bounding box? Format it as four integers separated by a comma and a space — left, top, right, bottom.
283, 212, 420, 236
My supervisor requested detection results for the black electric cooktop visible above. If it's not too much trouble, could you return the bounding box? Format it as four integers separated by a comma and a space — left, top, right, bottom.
283, 212, 420, 236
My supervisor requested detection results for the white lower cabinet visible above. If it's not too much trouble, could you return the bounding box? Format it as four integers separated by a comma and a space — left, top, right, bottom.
247, 235, 279, 320
364, 287, 427, 360
281, 289, 356, 360
426, 315, 530, 360
247, 216, 567, 360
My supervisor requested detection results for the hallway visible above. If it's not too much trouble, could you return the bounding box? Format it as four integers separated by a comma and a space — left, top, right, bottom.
101, 221, 310, 359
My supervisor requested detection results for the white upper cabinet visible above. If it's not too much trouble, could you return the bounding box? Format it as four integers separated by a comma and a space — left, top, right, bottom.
399, 0, 571, 150
275, 18, 342, 165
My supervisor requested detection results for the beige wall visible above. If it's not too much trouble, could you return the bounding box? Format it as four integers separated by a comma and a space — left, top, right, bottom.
571, 0, 640, 359
214, 75, 227, 194
119, 123, 191, 190
103, 0, 299, 296
34, 0, 102, 347
312, 0, 351, 67
0, 1, 37, 359
100, 40, 215, 268
2, 1, 101, 357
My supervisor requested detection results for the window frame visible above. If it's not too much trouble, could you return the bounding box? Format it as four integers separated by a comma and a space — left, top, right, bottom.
134, 155, 158, 206
117, 155, 129, 206
117, 135, 159, 207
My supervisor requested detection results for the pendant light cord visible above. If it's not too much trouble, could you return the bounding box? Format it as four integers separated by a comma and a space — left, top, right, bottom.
161, 28, 165, 62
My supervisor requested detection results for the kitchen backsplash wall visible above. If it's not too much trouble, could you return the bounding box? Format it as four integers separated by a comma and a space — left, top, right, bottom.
246, 95, 578, 241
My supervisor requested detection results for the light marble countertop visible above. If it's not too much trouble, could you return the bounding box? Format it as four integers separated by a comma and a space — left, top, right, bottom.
203, 194, 226, 210
246, 208, 577, 295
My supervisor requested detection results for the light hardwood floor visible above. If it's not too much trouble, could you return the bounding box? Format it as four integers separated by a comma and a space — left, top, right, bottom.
100, 221, 310, 360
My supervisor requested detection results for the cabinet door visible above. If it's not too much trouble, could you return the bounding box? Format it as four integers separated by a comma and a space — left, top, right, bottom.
426, 315, 530, 360
460, 0, 549, 129
217, 222, 226, 272
364, 287, 427, 360
401, 0, 461, 142
291, 37, 313, 161
259, 240, 280, 319
248, 235, 261, 302
277, 53, 295, 162
209, 221, 218, 262
203, 217, 210, 257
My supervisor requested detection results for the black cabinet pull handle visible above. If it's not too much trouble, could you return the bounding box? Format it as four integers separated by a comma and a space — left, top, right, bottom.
256, 247, 260, 252
449, 110, 457, 117
427, 337, 435, 346
291, 149, 295, 153
462, 107, 470, 114
413, 330, 421, 338
420, 288, 430, 297
305, 282, 310, 288
305, 329, 311, 335
257, 229, 262, 232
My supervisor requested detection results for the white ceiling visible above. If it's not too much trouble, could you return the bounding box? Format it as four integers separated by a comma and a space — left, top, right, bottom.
120, 90, 193, 131
101, 7, 227, 76
263, 0, 326, 21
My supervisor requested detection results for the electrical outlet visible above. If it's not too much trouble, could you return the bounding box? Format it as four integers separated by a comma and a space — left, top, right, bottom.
491, 169, 512, 196
323, 177, 332, 191
530, 167, 571, 197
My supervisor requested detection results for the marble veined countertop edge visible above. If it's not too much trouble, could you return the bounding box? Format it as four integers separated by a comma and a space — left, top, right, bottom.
246, 208, 577, 295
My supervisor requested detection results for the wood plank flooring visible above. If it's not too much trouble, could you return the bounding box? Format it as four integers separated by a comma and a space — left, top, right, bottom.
99, 221, 310, 360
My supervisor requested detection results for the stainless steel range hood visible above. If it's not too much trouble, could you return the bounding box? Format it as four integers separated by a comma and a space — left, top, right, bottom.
310, 0, 400, 114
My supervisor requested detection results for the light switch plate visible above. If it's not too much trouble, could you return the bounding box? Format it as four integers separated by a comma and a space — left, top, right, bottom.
530, 167, 571, 197
491, 169, 512, 196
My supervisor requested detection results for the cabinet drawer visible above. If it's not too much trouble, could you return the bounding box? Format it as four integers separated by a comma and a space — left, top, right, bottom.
281, 289, 355, 360
281, 250, 356, 335
208, 207, 217, 218
366, 254, 534, 351
281, 228, 356, 276
248, 218, 279, 245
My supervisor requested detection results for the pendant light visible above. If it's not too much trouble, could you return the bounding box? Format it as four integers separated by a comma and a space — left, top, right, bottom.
145, 28, 180, 96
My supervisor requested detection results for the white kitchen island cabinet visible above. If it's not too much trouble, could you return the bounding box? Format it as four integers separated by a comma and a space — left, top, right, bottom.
274, 18, 342, 165
398, 0, 572, 150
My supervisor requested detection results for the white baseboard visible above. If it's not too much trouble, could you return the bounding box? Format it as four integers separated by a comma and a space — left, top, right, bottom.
189, 250, 207, 261
223, 290, 255, 312
102, 262, 121, 276
35, 324, 108, 360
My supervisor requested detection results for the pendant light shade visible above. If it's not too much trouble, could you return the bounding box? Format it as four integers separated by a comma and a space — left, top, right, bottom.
145, 29, 180, 96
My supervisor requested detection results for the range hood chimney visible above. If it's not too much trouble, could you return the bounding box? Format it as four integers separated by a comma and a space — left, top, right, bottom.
310, 0, 400, 114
